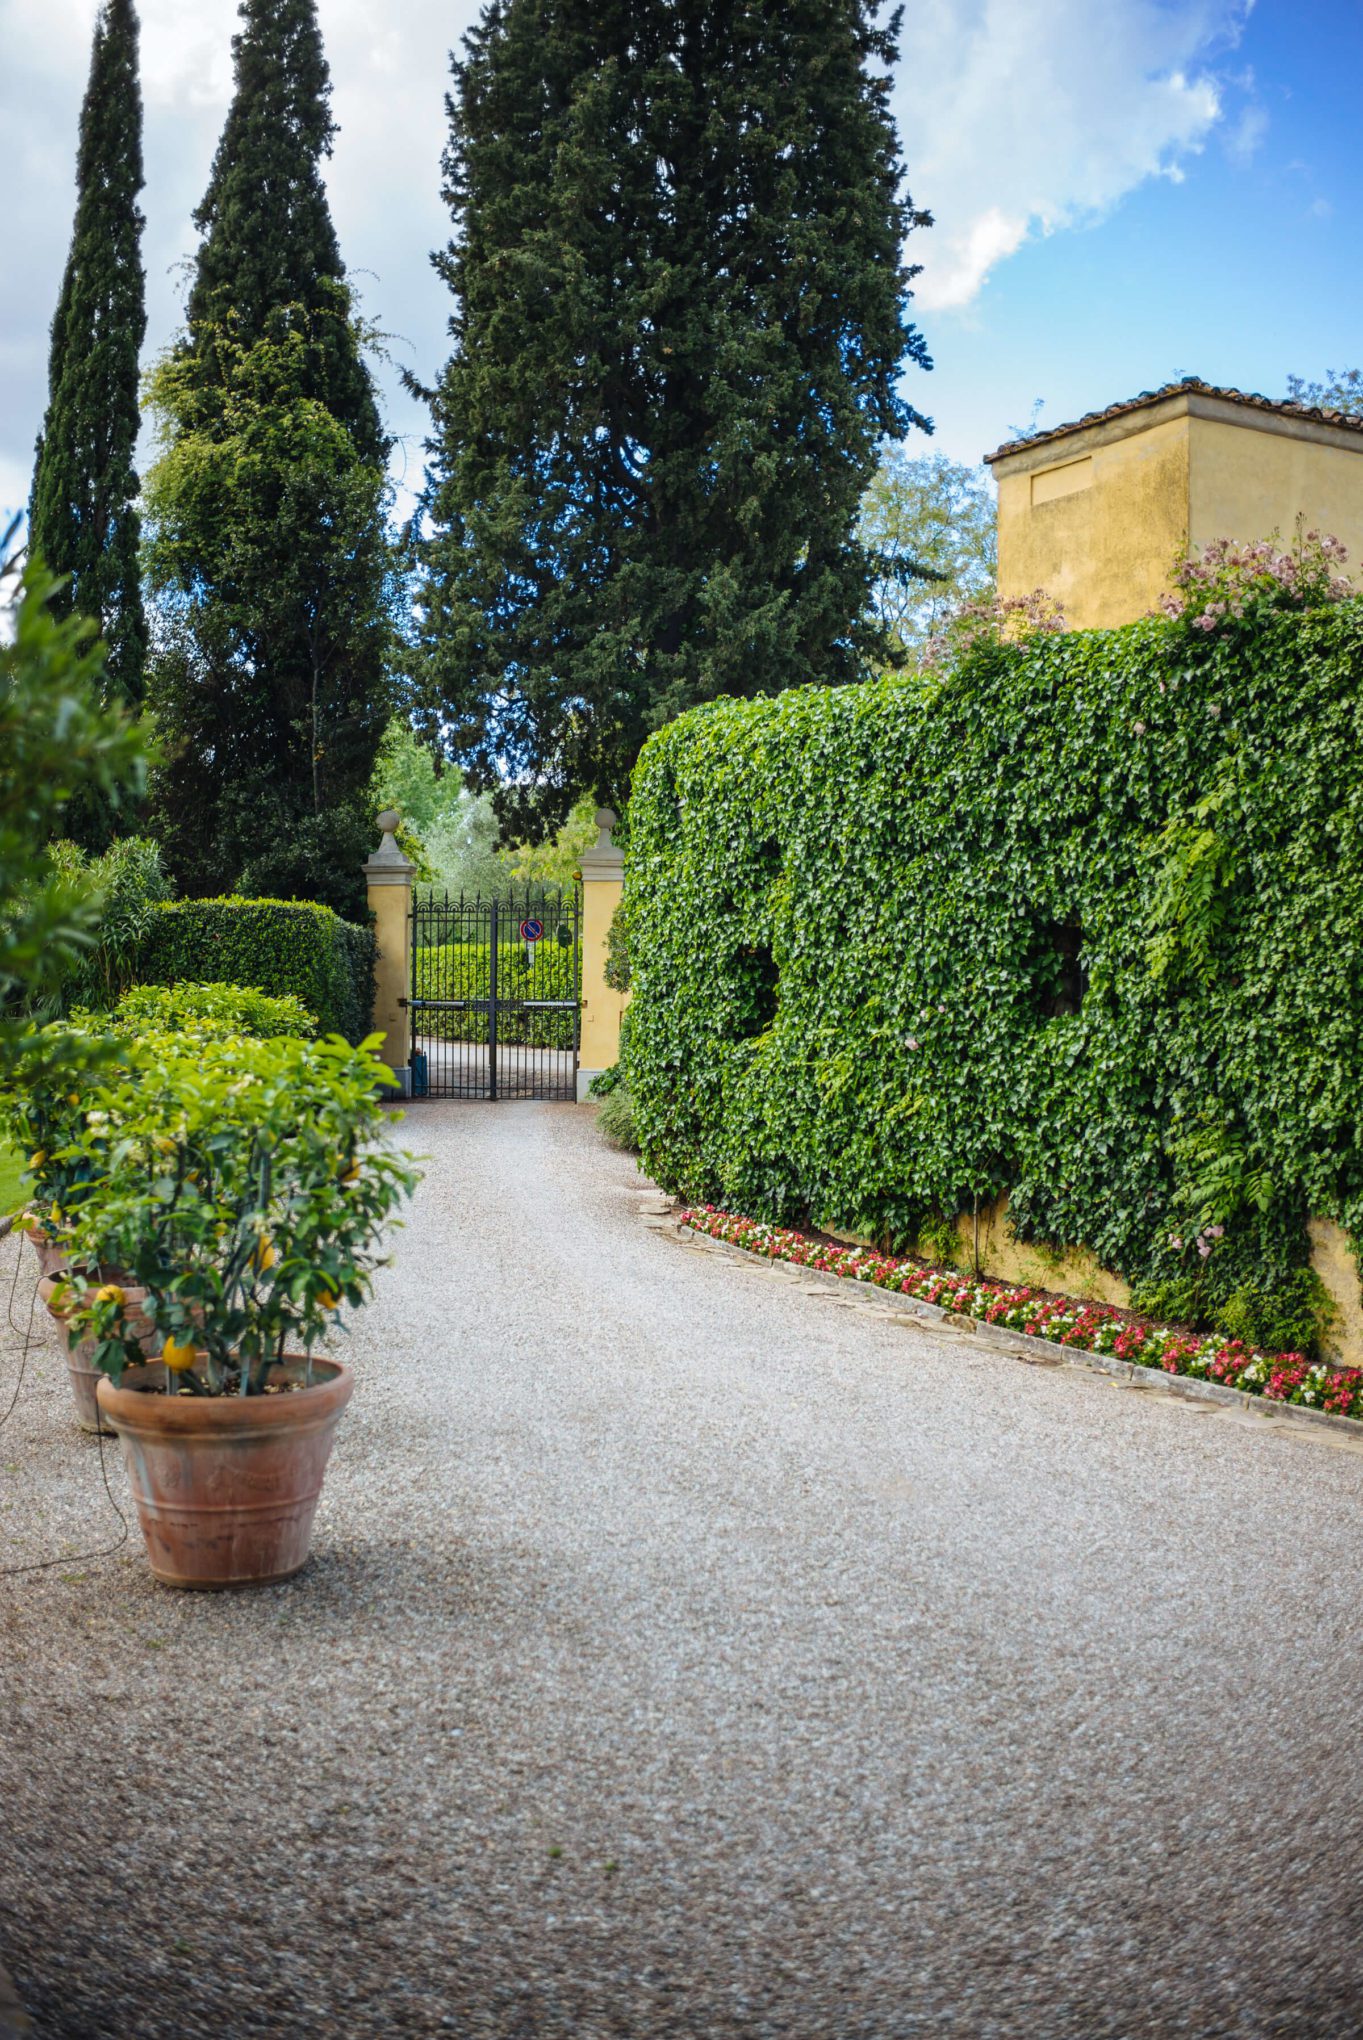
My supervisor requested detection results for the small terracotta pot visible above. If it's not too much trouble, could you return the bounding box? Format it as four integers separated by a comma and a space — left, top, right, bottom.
33, 1233, 71, 1281
37, 1275, 159, 1434
96, 1357, 354, 1590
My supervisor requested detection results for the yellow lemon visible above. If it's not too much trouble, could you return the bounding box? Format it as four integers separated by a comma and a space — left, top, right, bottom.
95, 1283, 125, 1309
341, 1159, 361, 1185
161, 1335, 197, 1373
50, 1203, 63, 1225
28, 1150, 46, 1171
66, 1093, 79, 1107
253, 1237, 278, 1274
317, 1290, 338, 1311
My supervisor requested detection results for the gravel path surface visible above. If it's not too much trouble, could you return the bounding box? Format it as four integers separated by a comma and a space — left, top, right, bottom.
4, 1102, 1363, 2039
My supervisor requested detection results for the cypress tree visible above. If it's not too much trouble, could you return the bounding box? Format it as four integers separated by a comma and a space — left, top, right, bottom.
143, 0, 392, 917
181, 0, 384, 463
421, 0, 932, 837
29, 0, 147, 715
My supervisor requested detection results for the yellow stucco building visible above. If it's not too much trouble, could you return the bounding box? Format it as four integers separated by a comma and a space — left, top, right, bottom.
987, 377, 1363, 629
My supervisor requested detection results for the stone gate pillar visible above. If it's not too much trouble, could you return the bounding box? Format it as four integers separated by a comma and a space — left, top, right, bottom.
363, 808, 414, 1091
577, 806, 629, 1102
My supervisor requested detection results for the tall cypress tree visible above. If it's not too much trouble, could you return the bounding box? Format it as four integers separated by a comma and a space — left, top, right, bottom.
143, 0, 392, 917
29, 0, 147, 715
180, 0, 384, 463
421, 0, 931, 837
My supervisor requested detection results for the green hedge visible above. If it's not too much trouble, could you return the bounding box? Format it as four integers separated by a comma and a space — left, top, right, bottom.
413, 940, 578, 1048
624, 599, 1363, 1334
137, 898, 375, 1043
115, 981, 317, 1040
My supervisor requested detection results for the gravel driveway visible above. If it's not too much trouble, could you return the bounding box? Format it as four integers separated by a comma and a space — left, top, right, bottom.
3, 1101, 1363, 2039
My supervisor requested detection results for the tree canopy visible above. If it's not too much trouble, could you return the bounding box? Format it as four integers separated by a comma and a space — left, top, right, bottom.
859, 450, 996, 659
420, 0, 932, 838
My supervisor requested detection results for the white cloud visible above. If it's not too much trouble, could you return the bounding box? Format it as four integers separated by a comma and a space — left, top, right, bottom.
898, 0, 1250, 311
1224, 100, 1269, 164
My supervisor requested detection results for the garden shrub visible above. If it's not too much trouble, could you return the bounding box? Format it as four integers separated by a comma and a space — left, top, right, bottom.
624, 592, 1363, 1339
137, 896, 375, 1043
11, 1021, 418, 1390
48, 835, 173, 1011
596, 1083, 639, 1152
114, 981, 316, 1040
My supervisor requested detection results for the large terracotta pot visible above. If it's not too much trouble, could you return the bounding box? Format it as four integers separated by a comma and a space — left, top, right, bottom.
38, 1275, 158, 1434
96, 1357, 354, 1590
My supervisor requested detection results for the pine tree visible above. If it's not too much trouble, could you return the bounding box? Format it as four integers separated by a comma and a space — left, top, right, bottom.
29, 0, 147, 715
143, 0, 392, 917
421, 0, 932, 837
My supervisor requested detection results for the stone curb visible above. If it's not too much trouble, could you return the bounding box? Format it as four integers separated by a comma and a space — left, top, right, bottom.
667, 1215, 1363, 1447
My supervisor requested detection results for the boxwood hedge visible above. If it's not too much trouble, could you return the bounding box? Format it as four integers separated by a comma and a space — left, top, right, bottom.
624, 599, 1363, 1327
137, 897, 375, 1044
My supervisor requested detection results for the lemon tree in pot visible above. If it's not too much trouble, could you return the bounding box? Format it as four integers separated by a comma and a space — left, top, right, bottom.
61, 1028, 419, 1588
5, 992, 325, 1429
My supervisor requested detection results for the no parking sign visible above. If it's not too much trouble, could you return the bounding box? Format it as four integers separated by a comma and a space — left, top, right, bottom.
520, 915, 543, 963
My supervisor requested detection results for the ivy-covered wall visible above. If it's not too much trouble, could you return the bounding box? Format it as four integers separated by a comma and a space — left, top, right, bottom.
624, 599, 1363, 1349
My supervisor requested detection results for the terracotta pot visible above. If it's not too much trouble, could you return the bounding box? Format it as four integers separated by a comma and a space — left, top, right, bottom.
37, 1275, 159, 1434
33, 1233, 70, 1281
96, 1357, 354, 1590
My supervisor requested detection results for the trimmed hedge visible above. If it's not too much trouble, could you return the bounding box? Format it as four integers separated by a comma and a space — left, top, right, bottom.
413, 940, 578, 1048
624, 598, 1363, 1335
137, 897, 375, 1044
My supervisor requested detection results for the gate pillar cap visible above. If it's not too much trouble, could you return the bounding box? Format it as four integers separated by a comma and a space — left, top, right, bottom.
364, 809, 416, 884
581, 808, 624, 878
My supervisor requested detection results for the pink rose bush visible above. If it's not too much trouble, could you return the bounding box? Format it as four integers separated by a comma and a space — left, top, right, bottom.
680, 1207, 1363, 1422
1158, 530, 1351, 632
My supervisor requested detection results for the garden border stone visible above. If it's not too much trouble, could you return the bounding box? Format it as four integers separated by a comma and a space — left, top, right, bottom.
668, 1210, 1363, 1446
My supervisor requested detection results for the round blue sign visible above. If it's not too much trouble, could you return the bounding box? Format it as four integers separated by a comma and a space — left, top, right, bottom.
520, 917, 544, 942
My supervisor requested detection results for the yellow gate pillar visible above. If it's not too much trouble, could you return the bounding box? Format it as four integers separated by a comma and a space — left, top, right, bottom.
577, 806, 629, 1102
363, 808, 414, 1091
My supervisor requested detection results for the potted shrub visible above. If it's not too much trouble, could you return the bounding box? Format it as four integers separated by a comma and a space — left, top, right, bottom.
57, 1028, 417, 1588
7, 989, 321, 1426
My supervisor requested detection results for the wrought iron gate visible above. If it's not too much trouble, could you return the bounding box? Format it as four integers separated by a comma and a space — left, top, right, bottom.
406, 884, 581, 1100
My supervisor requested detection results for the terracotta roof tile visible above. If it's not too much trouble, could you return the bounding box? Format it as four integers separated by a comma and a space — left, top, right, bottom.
984, 376, 1363, 464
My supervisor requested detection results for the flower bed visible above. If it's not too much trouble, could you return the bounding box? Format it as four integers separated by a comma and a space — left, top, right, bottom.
679, 1207, 1363, 1421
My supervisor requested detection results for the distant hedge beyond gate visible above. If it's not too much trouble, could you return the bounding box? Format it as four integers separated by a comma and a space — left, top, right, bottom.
623, 599, 1363, 1333
138, 897, 376, 1044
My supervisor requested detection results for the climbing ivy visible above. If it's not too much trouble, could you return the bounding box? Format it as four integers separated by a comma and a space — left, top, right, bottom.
624, 597, 1363, 1336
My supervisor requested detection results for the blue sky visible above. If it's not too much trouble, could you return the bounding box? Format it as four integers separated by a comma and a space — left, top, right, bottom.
921, 0, 1363, 466
1, 0, 1358, 519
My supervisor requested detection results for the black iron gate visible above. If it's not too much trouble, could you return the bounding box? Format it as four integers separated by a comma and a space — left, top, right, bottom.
406, 884, 581, 1100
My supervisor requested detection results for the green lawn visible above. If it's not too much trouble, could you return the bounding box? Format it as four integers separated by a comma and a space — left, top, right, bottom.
0, 1141, 26, 1219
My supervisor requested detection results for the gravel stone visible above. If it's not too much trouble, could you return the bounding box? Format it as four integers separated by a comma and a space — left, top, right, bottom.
2, 1101, 1363, 2038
